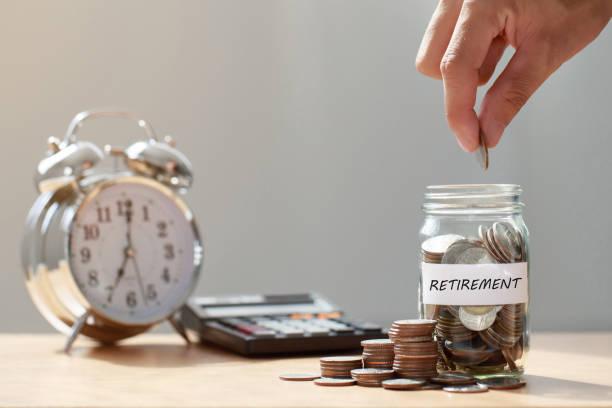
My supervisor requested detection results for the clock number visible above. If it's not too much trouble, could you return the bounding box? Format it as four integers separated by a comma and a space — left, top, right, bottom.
146, 284, 158, 301
143, 205, 150, 222
126, 291, 137, 308
80, 247, 91, 264
162, 267, 171, 283
97, 207, 111, 223
87, 270, 99, 287
164, 244, 175, 260
157, 221, 168, 238
117, 199, 132, 217
83, 224, 100, 241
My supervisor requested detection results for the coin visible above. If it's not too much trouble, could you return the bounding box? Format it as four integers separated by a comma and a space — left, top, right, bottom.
477, 376, 526, 390
382, 378, 426, 390
444, 383, 489, 393
351, 368, 395, 376
443, 340, 494, 366
422, 234, 464, 256
459, 306, 497, 331
361, 339, 394, 347
362, 339, 394, 369
314, 378, 356, 387
351, 368, 395, 387
442, 240, 495, 264
420, 382, 443, 390
462, 306, 496, 315
475, 128, 489, 170
320, 356, 363, 364
430, 371, 476, 385
455, 246, 496, 264
279, 373, 320, 381
492, 222, 523, 262
320, 355, 363, 378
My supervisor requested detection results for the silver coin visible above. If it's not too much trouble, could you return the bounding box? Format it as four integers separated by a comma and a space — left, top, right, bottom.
351, 368, 394, 376
454, 246, 496, 264
279, 373, 320, 381
478, 225, 487, 242
382, 378, 426, 390
475, 128, 489, 171
492, 222, 523, 262
444, 383, 489, 393
461, 306, 496, 315
486, 227, 511, 263
459, 306, 497, 331
422, 234, 465, 255
314, 378, 356, 386
441, 240, 481, 264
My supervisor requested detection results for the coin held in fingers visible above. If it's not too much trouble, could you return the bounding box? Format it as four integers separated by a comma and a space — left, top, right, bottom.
475, 128, 489, 170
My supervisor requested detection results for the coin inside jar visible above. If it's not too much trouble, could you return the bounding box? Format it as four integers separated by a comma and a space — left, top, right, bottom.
459, 306, 498, 331
442, 240, 496, 265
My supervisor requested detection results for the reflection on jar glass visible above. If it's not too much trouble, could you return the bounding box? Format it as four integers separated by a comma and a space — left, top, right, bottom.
418, 184, 529, 378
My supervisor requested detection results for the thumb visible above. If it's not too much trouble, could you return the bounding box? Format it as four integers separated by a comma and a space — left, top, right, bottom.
479, 44, 558, 147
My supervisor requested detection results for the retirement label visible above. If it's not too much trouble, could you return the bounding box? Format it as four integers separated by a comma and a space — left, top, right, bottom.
421, 262, 528, 305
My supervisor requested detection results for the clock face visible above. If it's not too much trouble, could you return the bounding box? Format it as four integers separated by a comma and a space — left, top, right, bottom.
68, 178, 202, 326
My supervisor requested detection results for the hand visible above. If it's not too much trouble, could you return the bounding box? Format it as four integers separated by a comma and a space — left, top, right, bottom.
416, 0, 611, 152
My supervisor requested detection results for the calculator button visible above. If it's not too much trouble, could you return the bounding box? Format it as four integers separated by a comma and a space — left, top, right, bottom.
312, 319, 355, 333
287, 320, 330, 335
251, 330, 277, 339
277, 328, 304, 337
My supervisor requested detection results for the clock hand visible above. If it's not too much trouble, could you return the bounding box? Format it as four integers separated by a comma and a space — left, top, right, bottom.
125, 203, 149, 306
130, 255, 149, 306
107, 200, 135, 303
107, 252, 129, 303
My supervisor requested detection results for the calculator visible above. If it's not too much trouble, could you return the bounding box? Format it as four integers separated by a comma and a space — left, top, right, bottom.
180, 293, 386, 356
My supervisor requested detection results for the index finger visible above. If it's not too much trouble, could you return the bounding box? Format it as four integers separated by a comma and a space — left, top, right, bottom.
440, 2, 504, 152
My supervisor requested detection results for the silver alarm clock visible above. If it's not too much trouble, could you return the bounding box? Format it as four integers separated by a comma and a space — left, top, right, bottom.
22, 110, 203, 351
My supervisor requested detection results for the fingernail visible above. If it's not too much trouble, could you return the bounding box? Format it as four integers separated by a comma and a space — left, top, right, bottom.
456, 136, 473, 152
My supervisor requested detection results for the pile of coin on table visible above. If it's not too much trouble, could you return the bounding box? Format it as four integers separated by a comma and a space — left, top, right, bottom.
421, 221, 527, 373
280, 319, 526, 393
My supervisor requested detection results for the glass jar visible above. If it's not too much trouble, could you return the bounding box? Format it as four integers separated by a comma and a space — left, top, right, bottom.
418, 184, 529, 378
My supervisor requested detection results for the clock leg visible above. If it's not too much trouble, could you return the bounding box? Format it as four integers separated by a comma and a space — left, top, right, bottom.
168, 315, 191, 345
64, 312, 90, 353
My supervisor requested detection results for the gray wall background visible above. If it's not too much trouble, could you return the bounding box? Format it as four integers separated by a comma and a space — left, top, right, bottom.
0, 1, 610, 332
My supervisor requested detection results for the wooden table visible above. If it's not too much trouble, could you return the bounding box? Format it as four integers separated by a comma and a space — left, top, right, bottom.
0, 332, 611, 408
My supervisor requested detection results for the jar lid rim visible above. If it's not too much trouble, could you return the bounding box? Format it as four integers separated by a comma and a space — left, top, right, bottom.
423, 184, 523, 213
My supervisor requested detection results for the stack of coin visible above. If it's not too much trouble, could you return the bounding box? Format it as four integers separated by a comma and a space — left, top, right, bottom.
319, 356, 363, 378
361, 339, 394, 369
389, 319, 438, 379
436, 307, 477, 343
350, 368, 395, 387
478, 222, 526, 263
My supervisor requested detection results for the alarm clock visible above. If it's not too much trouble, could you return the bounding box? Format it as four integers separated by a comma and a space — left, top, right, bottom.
21, 110, 204, 352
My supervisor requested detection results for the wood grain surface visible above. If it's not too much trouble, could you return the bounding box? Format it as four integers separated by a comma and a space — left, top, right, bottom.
0, 332, 611, 408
